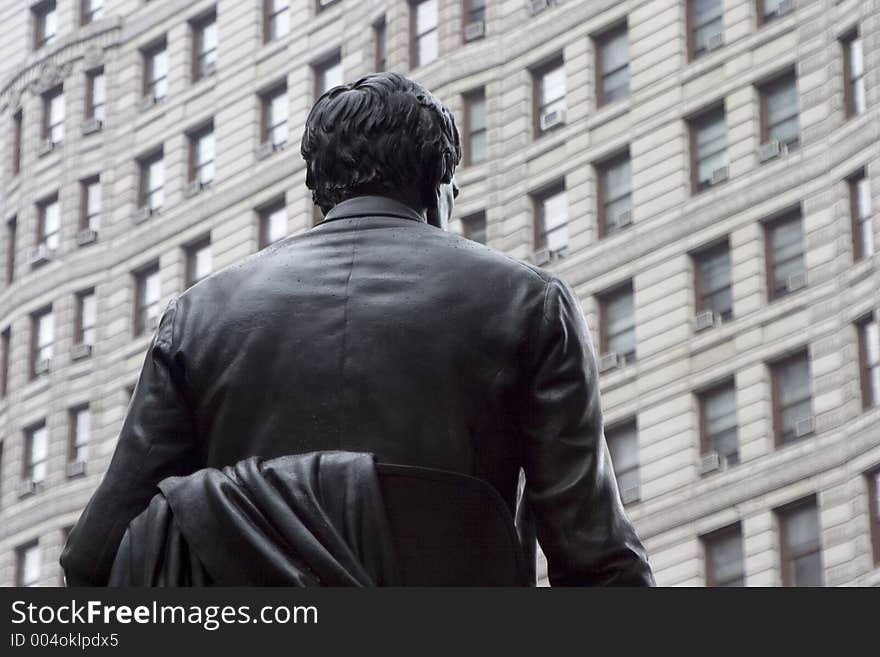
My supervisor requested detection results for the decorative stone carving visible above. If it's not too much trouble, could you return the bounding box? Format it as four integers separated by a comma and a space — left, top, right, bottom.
84, 44, 104, 69
29, 61, 73, 95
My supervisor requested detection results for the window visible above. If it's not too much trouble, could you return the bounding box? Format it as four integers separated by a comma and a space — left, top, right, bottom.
261, 84, 288, 148
33, 1, 57, 49
606, 420, 639, 499
80, 176, 101, 231
842, 31, 866, 117
689, 0, 723, 60
596, 23, 629, 106
374, 17, 387, 71
192, 12, 217, 81
134, 264, 161, 336
857, 313, 880, 410
143, 41, 168, 101
689, 105, 727, 192
24, 423, 49, 483
138, 150, 164, 212
533, 184, 568, 254
264, 0, 289, 42
463, 0, 486, 40
703, 524, 745, 586
411, 0, 439, 68
189, 124, 215, 185
868, 468, 880, 566
69, 405, 90, 465
13, 110, 22, 174
771, 350, 813, 446
42, 86, 64, 145
765, 210, 805, 300
259, 198, 287, 249
464, 89, 487, 165
81, 0, 104, 25
759, 71, 799, 150
37, 195, 61, 251
759, 0, 793, 26
533, 58, 565, 136
1, 327, 10, 397
597, 152, 632, 237
85, 68, 106, 123
186, 238, 212, 287
314, 53, 343, 98
693, 241, 732, 321
461, 211, 486, 244
75, 289, 96, 346
849, 170, 874, 260
778, 497, 823, 586
599, 283, 636, 364
6, 216, 17, 284
31, 307, 54, 376
699, 380, 739, 467
16, 541, 40, 587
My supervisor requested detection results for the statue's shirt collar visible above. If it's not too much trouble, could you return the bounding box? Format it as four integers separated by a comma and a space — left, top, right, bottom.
320, 196, 427, 225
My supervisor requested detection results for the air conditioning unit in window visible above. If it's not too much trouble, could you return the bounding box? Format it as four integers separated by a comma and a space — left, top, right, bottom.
76, 228, 99, 246
464, 20, 485, 42
256, 141, 277, 160
707, 32, 725, 51
132, 206, 154, 224
710, 166, 729, 186
777, 0, 796, 17
620, 485, 641, 505
203, 61, 217, 77
598, 351, 622, 373
528, 0, 550, 14
70, 343, 93, 361
785, 271, 807, 293
758, 140, 787, 162
699, 450, 721, 475
66, 460, 87, 478
34, 357, 51, 375
81, 117, 103, 135
531, 247, 551, 266
794, 416, 814, 438
28, 243, 54, 266
138, 94, 158, 111
183, 180, 203, 198
615, 210, 633, 229
18, 479, 40, 498
539, 107, 566, 131
693, 310, 720, 332
37, 138, 56, 156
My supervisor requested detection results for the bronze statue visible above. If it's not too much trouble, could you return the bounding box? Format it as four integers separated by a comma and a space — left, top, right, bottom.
61, 72, 653, 586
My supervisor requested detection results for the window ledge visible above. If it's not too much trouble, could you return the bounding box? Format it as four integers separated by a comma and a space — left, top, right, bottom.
586, 98, 631, 131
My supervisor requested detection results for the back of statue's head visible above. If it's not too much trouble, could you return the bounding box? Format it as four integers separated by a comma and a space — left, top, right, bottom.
301, 72, 461, 214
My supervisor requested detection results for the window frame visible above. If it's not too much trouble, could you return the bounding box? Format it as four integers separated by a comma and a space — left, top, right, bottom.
191, 10, 217, 82
687, 0, 724, 61
461, 211, 487, 244
688, 103, 727, 193
702, 523, 745, 587
531, 181, 568, 254
605, 419, 640, 498
13, 110, 23, 175
258, 197, 287, 249
777, 495, 823, 587
531, 56, 566, 138
595, 22, 630, 107
693, 239, 733, 320
698, 378, 739, 465
30, 306, 54, 378
36, 194, 60, 251
16, 540, 40, 587
133, 262, 161, 337
373, 16, 387, 72
313, 51, 343, 100
6, 216, 17, 284
260, 82, 288, 148
868, 467, 880, 566
856, 312, 880, 411
1, 327, 10, 398
85, 67, 106, 123
770, 349, 813, 447
598, 282, 636, 364
758, 69, 799, 149
410, 0, 439, 69
596, 150, 632, 238
142, 39, 169, 101
68, 404, 90, 466
42, 85, 64, 145
841, 29, 866, 118
263, 0, 290, 43
463, 88, 487, 166
74, 288, 96, 346
188, 122, 215, 185
848, 169, 873, 261
137, 148, 165, 212
185, 236, 212, 288
80, 0, 104, 26
80, 175, 101, 231
23, 421, 49, 483
33, 0, 57, 50
462, 0, 487, 38
763, 208, 805, 302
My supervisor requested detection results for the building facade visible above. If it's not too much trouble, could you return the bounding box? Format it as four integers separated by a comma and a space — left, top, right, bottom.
1, 0, 878, 587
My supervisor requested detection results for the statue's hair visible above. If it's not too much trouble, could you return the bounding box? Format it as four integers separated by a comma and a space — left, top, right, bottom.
301, 72, 461, 214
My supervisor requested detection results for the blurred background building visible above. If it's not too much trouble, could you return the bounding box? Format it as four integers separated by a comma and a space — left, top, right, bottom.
0, 0, 878, 587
